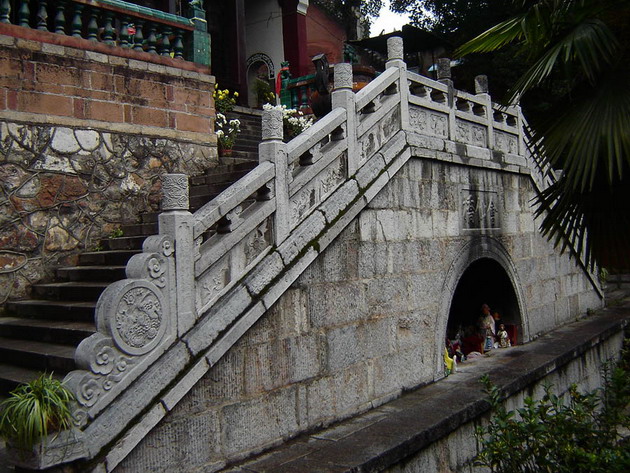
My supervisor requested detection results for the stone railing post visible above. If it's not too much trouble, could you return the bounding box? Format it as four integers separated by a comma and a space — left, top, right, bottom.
259, 108, 290, 244
474, 74, 493, 150
332, 63, 358, 175
385, 36, 410, 134
438, 58, 456, 140
159, 174, 196, 335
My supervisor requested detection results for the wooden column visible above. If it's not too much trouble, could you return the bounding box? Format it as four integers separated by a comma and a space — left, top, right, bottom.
280, 0, 309, 77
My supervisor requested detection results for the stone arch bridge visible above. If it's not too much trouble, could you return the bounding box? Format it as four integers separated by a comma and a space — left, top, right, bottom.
18, 37, 605, 472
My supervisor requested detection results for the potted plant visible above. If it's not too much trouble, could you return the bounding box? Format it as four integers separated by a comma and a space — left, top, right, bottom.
0, 373, 75, 453
215, 113, 241, 157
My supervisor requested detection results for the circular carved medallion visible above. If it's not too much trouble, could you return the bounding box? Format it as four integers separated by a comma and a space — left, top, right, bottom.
111, 281, 167, 355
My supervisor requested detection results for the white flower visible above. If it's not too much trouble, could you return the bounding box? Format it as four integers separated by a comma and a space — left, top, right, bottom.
216, 130, 224, 137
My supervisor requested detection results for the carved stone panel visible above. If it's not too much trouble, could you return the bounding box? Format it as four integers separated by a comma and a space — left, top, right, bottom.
408, 107, 448, 138
494, 130, 518, 154
197, 254, 231, 311
290, 154, 347, 226
461, 188, 500, 230
455, 120, 487, 147
360, 108, 401, 163
244, 219, 273, 267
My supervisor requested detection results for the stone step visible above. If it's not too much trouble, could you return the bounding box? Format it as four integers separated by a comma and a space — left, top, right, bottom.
0, 337, 76, 373
203, 168, 257, 183
119, 222, 159, 237
102, 236, 146, 250
5, 300, 96, 322
32, 281, 110, 301
141, 212, 160, 224
0, 317, 94, 345
0, 363, 64, 394
79, 249, 140, 266
56, 265, 126, 282
189, 182, 231, 196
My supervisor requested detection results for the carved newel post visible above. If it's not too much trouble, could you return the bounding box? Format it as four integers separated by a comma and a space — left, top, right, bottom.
386, 36, 405, 69
437, 58, 452, 88
385, 36, 410, 132
475, 74, 489, 95
474, 74, 493, 150
160, 174, 195, 335
65, 178, 186, 427
259, 108, 290, 243
332, 62, 358, 175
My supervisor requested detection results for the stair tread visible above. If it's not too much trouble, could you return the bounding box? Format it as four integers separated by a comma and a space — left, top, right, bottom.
34, 281, 110, 289
9, 300, 96, 308
81, 250, 139, 257
0, 337, 77, 358
0, 317, 94, 332
58, 265, 126, 271
0, 363, 64, 385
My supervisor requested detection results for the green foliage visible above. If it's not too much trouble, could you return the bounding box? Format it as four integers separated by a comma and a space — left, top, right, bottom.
253, 79, 275, 108
109, 227, 123, 239
475, 364, 630, 473
0, 373, 75, 451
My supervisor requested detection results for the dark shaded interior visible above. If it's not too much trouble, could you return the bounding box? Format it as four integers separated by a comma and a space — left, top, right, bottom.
447, 258, 522, 345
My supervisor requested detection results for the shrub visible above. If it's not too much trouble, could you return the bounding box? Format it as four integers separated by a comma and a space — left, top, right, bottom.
474, 360, 630, 473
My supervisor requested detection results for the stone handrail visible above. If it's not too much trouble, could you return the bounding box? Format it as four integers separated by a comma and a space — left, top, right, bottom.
21, 36, 572, 472
0, 0, 209, 66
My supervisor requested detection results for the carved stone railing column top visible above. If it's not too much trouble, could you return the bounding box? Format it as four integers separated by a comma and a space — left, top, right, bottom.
437, 58, 451, 81
387, 36, 404, 61
262, 108, 284, 141
475, 75, 489, 95
334, 63, 353, 91
162, 174, 189, 211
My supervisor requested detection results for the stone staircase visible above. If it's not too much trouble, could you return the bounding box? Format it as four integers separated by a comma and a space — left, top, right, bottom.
0, 160, 258, 396
230, 106, 263, 161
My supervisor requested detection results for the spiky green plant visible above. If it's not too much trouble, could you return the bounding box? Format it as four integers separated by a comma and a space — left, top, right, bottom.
0, 373, 74, 450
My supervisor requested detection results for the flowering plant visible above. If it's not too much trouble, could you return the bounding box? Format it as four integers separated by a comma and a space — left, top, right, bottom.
215, 113, 240, 150
262, 104, 314, 140
213, 85, 238, 114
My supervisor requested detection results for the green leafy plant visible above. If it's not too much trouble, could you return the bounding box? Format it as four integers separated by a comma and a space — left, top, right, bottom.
109, 227, 123, 239
0, 373, 75, 451
474, 362, 630, 473
253, 78, 275, 108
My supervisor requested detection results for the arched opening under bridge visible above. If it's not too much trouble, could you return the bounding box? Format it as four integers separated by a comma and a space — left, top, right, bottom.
446, 258, 523, 354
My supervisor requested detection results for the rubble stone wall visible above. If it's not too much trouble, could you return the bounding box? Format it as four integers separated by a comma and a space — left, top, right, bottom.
114, 157, 601, 472
0, 120, 216, 303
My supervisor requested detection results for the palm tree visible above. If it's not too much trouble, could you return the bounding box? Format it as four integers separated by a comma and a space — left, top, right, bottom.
457, 0, 630, 270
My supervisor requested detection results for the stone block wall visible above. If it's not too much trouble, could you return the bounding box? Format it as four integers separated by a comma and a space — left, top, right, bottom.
114, 156, 602, 472
0, 31, 218, 303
